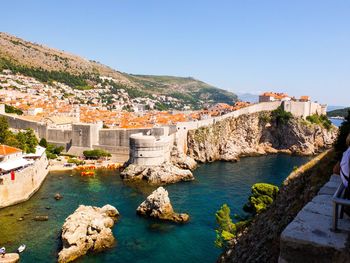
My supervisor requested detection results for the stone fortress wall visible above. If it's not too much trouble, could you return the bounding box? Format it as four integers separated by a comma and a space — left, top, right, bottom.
0, 100, 326, 160
129, 132, 172, 166
0, 152, 49, 208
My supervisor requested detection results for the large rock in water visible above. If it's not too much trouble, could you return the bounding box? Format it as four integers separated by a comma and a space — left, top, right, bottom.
136, 187, 189, 223
120, 162, 194, 185
58, 204, 119, 263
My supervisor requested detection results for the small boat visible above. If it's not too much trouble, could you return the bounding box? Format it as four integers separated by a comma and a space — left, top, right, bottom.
17, 244, 26, 253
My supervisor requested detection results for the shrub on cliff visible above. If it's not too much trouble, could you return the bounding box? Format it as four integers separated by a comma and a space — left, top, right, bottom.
215, 204, 238, 248
306, 114, 332, 130
243, 183, 279, 214
271, 106, 292, 125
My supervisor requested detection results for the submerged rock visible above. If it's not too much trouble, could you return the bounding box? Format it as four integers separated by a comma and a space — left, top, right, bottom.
58, 204, 119, 263
33, 215, 48, 221
136, 187, 189, 223
54, 193, 63, 200
120, 162, 194, 185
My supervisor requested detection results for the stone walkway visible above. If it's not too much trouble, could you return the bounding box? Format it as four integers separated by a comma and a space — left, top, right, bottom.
279, 175, 350, 263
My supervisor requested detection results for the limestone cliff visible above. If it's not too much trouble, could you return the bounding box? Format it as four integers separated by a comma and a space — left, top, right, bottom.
187, 112, 337, 162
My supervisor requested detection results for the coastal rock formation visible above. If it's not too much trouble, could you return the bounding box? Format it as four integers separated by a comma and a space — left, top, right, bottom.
188, 112, 337, 162
120, 163, 194, 185
136, 187, 189, 223
170, 146, 197, 171
58, 204, 119, 263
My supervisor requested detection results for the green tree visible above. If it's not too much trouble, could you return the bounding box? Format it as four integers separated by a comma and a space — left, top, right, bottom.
23, 129, 38, 153
272, 106, 293, 125
83, 149, 111, 159
0, 116, 10, 143
5, 104, 23, 115
243, 183, 279, 214
214, 204, 248, 248
215, 204, 236, 248
39, 138, 48, 148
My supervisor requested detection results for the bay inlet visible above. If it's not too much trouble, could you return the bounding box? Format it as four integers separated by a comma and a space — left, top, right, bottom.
0, 154, 310, 263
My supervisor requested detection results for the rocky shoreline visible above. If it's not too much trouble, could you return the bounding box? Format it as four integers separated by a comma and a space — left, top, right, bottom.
187, 112, 337, 163
120, 162, 194, 185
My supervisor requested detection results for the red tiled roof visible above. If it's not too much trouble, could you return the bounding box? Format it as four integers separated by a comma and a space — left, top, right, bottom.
0, 144, 22, 156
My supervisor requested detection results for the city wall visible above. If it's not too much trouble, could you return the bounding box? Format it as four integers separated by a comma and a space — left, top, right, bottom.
175, 101, 283, 154
0, 153, 49, 208
0, 101, 323, 157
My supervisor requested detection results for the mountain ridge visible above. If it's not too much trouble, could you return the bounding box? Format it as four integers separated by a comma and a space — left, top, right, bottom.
0, 32, 237, 108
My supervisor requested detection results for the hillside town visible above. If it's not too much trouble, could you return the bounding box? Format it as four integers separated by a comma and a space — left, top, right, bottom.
0, 69, 253, 128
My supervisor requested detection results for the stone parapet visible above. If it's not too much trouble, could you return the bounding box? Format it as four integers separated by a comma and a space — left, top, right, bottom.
279, 175, 350, 263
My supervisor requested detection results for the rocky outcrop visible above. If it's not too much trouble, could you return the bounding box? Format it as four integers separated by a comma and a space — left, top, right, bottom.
188, 112, 337, 162
120, 163, 194, 185
170, 145, 197, 171
218, 150, 338, 263
58, 204, 119, 263
136, 187, 189, 223
0, 253, 20, 263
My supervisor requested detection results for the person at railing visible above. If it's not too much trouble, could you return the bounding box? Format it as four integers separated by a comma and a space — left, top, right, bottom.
339, 134, 350, 188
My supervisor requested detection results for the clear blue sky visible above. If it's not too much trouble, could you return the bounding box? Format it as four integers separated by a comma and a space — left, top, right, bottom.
1, 0, 350, 105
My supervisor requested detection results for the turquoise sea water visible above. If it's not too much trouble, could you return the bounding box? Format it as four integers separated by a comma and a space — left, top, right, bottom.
0, 155, 310, 263
329, 118, 344, 127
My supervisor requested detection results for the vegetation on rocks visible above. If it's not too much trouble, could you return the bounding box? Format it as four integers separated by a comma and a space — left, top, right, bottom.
218, 149, 338, 263
271, 106, 293, 125
306, 114, 332, 130
215, 183, 278, 249
0, 57, 94, 88
243, 183, 279, 214
215, 204, 247, 248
